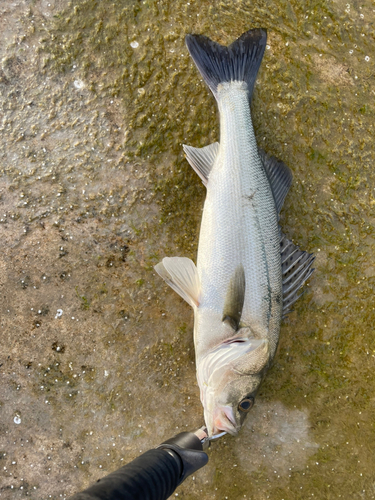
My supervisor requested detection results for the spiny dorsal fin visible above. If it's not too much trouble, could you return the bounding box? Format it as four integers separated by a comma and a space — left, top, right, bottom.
280, 234, 315, 317
222, 265, 245, 331
183, 142, 219, 186
259, 149, 293, 213
154, 257, 200, 308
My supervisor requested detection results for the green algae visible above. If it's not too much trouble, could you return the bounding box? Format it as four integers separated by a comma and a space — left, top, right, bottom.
75, 287, 90, 310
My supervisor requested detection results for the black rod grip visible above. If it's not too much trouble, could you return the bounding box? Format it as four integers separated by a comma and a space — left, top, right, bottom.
68, 448, 182, 500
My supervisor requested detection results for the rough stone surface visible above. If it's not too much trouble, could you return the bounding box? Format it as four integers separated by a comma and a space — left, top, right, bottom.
1, 1, 375, 499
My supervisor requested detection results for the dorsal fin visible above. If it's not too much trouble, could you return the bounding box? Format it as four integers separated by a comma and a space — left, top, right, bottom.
280, 234, 315, 317
222, 265, 245, 331
183, 142, 219, 186
259, 149, 293, 213
155, 257, 200, 308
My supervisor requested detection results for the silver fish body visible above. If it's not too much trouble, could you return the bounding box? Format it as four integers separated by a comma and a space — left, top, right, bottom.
195, 81, 281, 360
155, 29, 314, 436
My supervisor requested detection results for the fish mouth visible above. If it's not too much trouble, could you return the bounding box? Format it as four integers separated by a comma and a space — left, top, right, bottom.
212, 405, 239, 436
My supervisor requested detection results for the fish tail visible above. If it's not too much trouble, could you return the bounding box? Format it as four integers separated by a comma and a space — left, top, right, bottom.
185, 28, 267, 100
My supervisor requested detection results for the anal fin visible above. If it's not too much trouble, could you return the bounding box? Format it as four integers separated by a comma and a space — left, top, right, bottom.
183, 142, 219, 186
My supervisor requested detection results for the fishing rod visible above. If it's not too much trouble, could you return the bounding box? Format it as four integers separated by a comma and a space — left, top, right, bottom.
68, 426, 226, 500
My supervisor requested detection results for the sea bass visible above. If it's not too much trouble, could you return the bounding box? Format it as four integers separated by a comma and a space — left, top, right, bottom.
155, 29, 314, 436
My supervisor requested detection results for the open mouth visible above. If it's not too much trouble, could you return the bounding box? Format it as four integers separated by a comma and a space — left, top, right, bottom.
213, 406, 238, 435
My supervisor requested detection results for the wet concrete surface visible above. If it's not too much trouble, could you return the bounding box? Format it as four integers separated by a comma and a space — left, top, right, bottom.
1, 0, 375, 499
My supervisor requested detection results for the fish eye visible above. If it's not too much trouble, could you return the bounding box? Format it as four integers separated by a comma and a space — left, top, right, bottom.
238, 397, 254, 412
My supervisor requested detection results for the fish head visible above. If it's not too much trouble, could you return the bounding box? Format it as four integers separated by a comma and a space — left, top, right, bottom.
197, 336, 269, 437
203, 374, 262, 436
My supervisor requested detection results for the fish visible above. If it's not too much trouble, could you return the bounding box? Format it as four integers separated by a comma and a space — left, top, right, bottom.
155, 29, 314, 437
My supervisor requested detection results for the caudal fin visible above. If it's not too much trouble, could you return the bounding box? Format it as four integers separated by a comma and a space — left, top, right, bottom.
185, 28, 267, 100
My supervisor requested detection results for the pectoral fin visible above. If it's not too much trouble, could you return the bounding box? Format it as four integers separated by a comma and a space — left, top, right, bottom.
232, 338, 269, 375
155, 257, 200, 308
222, 265, 245, 331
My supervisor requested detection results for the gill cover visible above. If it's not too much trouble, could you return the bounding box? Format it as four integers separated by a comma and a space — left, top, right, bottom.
197, 337, 270, 397
198, 338, 269, 436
